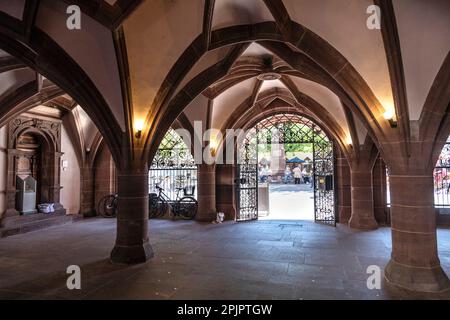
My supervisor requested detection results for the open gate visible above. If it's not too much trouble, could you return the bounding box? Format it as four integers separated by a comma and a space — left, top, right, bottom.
313, 129, 336, 226
236, 113, 335, 225
236, 127, 258, 221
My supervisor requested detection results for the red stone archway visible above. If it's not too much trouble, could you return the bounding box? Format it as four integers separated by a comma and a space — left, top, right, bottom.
0, 12, 124, 165
142, 21, 392, 165
3, 116, 64, 219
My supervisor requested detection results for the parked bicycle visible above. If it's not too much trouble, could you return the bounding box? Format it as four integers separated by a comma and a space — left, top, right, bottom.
97, 194, 118, 218
149, 184, 198, 220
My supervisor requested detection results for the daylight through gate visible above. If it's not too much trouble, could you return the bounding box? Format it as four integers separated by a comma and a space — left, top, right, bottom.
237, 113, 335, 225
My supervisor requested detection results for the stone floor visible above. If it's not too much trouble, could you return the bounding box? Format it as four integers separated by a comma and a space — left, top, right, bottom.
0, 218, 449, 300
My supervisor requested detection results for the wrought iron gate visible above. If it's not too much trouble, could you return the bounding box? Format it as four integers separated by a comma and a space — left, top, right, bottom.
149, 128, 197, 200
236, 113, 335, 225
313, 128, 336, 225
236, 128, 258, 221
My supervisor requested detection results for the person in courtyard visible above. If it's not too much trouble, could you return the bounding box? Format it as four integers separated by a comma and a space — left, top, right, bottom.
302, 168, 310, 184
293, 165, 302, 184
259, 165, 268, 182
284, 166, 292, 184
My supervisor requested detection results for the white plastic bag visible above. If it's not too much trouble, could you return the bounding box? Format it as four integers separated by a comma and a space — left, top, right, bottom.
216, 212, 225, 223
37, 203, 55, 214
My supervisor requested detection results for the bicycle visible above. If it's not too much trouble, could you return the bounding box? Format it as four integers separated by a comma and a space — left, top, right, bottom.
149, 184, 198, 220
97, 194, 118, 218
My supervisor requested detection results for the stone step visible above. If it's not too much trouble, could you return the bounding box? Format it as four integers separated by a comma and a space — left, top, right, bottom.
0, 213, 82, 238
1, 210, 66, 228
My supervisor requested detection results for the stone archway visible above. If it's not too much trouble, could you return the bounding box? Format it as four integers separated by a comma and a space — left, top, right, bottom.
234, 112, 336, 224
3, 116, 65, 218
0, 15, 124, 165
213, 96, 351, 224
142, 22, 390, 165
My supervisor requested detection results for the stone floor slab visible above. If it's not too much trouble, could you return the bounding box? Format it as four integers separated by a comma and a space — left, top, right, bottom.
0, 218, 449, 300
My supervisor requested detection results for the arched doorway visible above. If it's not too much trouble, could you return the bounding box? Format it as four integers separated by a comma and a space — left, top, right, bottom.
5, 117, 64, 217
236, 113, 335, 225
15, 132, 45, 210
149, 128, 197, 202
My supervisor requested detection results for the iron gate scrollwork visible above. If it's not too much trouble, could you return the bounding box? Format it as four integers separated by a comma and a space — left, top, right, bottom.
313, 126, 336, 226
149, 128, 197, 201
236, 127, 258, 221
236, 113, 335, 225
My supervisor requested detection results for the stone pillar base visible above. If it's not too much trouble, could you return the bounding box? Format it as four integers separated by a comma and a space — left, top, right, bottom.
349, 169, 378, 230
348, 215, 378, 230
196, 214, 217, 222
196, 164, 216, 222
4, 208, 19, 218
385, 259, 450, 293
338, 205, 351, 224
111, 241, 154, 265
219, 204, 236, 221
111, 167, 153, 265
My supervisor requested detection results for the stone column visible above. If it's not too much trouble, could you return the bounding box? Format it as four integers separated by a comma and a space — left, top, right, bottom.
348, 168, 378, 230
216, 164, 236, 220
51, 152, 63, 204
385, 172, 449, 292
196, 164, 216, 222
94, 144, 117, 215
80, 165, 95, 216
373, 157, 388, 225
4, 150, 19, 217
48, 151, 65, 213
110, 165, 153, 264
336, 154, 351, 223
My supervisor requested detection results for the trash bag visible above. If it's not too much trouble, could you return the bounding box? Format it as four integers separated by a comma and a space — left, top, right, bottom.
37, 203, 55, 214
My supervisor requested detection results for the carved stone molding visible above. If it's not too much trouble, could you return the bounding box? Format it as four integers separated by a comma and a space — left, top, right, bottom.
2, 115, 65, 220
8, 116, 61, 151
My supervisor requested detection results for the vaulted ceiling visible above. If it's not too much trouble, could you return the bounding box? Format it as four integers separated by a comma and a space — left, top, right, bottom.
0, 45, 100, 165
0, 0, 449, 165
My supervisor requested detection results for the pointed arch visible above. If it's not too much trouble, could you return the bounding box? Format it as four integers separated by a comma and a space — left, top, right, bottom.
141, 21, 393, 165
0, 12, 123, 164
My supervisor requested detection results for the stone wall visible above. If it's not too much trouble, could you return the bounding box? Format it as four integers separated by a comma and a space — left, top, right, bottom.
373, 157, 389, 225
336, 153, 351, 223
0, 126, 7, 219
94, 143, 116, 213
216, 164, 236, 220
60, 126, 81, 215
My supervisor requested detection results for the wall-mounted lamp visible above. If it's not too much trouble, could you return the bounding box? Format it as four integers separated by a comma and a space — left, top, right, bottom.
134, 119, 145, 139
383, 109, 397, 128
346, 136, 353, 147
209, 139, 218, 157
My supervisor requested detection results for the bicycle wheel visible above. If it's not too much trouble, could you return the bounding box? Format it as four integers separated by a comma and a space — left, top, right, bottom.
98, 195, 117, 218
148, 194, 159, 218
176, 197, 198, 220
149, 196, 169, 219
